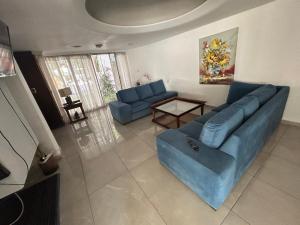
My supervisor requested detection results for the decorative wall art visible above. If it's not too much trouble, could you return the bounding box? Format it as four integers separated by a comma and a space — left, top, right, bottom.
199, 28, 239, 84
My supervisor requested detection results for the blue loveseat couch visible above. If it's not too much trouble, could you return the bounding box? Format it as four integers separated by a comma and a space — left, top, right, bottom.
109, 80, 177, 124
157, 81, 289, 209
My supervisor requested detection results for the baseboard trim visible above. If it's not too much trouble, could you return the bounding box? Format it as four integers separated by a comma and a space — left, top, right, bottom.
281, 120, 300, 127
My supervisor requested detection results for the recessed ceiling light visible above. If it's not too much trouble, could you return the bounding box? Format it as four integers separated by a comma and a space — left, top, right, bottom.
95, 43, 103, 48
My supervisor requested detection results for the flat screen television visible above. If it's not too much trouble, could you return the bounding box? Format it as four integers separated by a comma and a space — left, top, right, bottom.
0, 20, 16, 77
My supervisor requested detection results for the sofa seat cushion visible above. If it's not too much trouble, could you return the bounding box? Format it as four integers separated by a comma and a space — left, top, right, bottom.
194, 111, 217, 124
144, 91, 177, 104
158, 91, 178, 100
231, 95, 259, 118
179, 121, 204, 139
247, 84, 277, 105
135, 84, 154, 99
226, 81, 263, 104
150, 80, 166, 95
200, 105, 244, 148
212, 103, 229, 112
118, 87, 140, 103
144, 95, 163, 104
131, 101, 150, 113
157, 129, 236, 209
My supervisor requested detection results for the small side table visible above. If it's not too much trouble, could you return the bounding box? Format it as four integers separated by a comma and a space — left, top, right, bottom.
63, 101, 88, 123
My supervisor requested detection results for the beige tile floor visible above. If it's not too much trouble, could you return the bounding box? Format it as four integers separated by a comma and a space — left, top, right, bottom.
47, 107, 300, 225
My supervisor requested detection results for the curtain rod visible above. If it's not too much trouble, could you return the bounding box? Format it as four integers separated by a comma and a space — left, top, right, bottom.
34, 51, 126, 58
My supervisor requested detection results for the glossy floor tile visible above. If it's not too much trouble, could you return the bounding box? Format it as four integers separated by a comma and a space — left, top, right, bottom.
257, 155, 300, 199
221, 212, 250, 225
27, 107, 300, 225
233, 179, 300, 225
90, 173, 166, 225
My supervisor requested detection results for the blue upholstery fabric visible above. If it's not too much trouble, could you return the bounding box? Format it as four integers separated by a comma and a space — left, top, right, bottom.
200, 106, 244, 148
179, 121, 203, 139
226, 81, 263, 104
158, 91, 177, 100
193, 111, 217, 124
231, 96, 259, 118
212, 103, 229, 112
150, 80, 166, 95
132, 108, 151, 121
157, 129, 236, 209
144, 91, 177, 104
118, 87, 140, 103
156, 84, 290, 209
108, 101, 132, 124
135, 84, 154, 100
110, 80, 177, 124
131, 101, 150, 113
143, 95, 163, 104
247, 84, 277, 105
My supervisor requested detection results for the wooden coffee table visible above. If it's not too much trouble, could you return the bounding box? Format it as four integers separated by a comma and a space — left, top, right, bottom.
151, 97, 206, 128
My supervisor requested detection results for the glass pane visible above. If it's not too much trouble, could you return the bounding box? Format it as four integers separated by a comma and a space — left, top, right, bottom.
92, 54, 118, 104
155, 100, 199, 115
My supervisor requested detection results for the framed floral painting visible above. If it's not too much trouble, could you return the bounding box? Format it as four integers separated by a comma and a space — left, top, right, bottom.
199, 28, 239, 84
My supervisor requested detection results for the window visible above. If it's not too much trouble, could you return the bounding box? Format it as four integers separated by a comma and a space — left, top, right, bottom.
38, 53, 131, 112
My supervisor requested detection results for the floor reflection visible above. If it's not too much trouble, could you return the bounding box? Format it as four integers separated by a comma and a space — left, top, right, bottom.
54, 107, 134, 161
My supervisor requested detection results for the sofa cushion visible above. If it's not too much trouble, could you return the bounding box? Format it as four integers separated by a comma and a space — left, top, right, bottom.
179, 121, 203, 139
226, 81, 263, 104
144, 91, 177, 104
194, 111, 217, 124
247, 84, 277, 105
231, 95, 259, 118
131, 101, 150, 113
118, 87, 139, 103
150, 80, 166, 95
212, 103, 229, 112
144, 95, 163, 104
135, 84, 154, 100
200, 105, 244, 148
158, 91, 177, 100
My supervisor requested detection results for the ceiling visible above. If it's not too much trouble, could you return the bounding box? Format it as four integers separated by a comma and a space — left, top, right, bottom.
0, 0, 274, 56
85, 0, 207, 26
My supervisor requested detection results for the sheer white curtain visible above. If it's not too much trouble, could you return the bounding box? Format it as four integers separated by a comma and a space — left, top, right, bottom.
39, 55, 103, 112
116, 53, 132, 89
37, 53, 132, 114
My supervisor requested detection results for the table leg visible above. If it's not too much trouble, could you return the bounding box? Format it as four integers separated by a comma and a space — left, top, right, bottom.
152, 110, 156, 121
201, 105, 204, 115
80, 105, 87, 118
176, 117, 180, 128
66, 109, 73, 123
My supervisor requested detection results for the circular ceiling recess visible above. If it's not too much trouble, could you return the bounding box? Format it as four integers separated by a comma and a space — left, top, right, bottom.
85, 0, 207, 26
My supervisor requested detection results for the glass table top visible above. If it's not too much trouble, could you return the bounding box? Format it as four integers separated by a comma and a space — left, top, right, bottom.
154, 99, 200, 116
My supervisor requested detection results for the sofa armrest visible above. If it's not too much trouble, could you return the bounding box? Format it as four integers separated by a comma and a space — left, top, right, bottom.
109, 101, 132, 124
157, 129, 234, 175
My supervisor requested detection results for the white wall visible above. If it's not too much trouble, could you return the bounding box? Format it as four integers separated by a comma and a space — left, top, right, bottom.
127, 0, 300, 123
0, 81, 37, 198
2, 60, 61, 155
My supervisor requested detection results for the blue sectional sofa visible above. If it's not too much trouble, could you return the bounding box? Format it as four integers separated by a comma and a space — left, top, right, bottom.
157, 81, 289, 209
109, 80, 177, 124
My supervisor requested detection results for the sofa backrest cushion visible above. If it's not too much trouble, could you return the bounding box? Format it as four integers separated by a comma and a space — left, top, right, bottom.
150, 80, 166, 95
247, 84, 277, 105
226, 81, 263, 104
118, 87, 140, 103
135, 84, 154, 99
200, 105, 244, 148
231, 95, 259, 118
